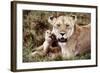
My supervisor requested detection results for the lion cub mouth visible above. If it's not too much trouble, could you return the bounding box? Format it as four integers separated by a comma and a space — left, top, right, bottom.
58, 38, 67, 42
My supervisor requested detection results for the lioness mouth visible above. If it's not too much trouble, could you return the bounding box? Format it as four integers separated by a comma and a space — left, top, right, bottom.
58, 38, 67, 42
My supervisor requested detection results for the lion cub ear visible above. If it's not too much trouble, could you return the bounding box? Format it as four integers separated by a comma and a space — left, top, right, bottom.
48, 16, 57, 25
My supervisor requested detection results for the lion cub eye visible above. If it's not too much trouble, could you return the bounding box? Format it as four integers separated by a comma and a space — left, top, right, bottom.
66, 24, 69, 27
57, 24, 60, 27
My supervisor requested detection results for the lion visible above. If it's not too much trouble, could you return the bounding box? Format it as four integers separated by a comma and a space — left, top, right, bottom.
31, 30, 61, 59
31, 30, 53, 56
48, 15, 91, 59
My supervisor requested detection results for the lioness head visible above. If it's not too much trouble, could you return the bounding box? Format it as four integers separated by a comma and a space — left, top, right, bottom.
48, 15, 77, 42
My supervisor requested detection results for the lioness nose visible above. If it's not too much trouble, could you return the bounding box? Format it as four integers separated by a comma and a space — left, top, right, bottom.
60, 32, 65, 36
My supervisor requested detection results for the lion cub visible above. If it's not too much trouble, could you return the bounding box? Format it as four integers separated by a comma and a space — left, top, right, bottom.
31, 30, 61, 60
43, 30, 53, 54
31, 30, 54, 56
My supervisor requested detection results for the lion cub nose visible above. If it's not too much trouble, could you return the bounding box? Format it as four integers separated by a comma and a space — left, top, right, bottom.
60, 32, 65, 36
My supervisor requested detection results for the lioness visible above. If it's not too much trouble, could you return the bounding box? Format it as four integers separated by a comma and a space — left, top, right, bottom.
48, 15, 91, 59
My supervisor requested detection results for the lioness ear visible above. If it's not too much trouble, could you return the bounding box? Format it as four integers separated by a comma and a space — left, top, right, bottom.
70, 15, 77, 22
48, 16, 56, 25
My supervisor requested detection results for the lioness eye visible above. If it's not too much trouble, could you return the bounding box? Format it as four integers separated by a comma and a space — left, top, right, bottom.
57, 24, 60, 27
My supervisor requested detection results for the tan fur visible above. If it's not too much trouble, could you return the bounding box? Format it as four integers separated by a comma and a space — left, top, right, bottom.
31, 30, 61, 59
48, 15, 91, 59
31, 30, 52, 56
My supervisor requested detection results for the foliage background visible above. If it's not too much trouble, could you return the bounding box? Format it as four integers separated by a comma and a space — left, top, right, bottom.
23, 10, 91, 62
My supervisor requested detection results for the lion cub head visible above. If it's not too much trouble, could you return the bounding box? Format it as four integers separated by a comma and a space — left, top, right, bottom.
48, 15, 77, 42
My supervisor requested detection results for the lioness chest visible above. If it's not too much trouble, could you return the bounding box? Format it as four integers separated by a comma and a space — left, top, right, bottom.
58, 25, 91, 58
